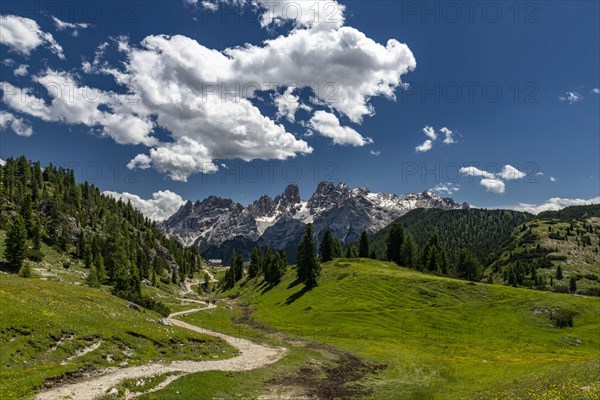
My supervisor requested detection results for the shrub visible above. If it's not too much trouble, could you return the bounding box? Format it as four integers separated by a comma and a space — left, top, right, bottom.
549, 308, 577, 328
553, 285, 569, 294
583, 273, 599, 281
579, 287, 600, 297
27, 249, 44, 262
20, 264, 32, 278
113, 290, 171, 317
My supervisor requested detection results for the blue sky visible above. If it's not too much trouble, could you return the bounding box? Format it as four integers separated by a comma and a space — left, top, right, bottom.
1, 0, 599, 219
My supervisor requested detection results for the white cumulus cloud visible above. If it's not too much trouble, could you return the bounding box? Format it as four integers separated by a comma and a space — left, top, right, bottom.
273, 86, 300, 122
431, 183, 460, 196
257, 0, 346, 29
459, 166, 495, 179
198, 0, 346, 29
3, 3, 415, 182
103, 190, 186, 221
415, 139, 433, 153
498, 164, 526, 181
422, 125, 436, 140
511, 196, 600, 214
480, 178, 505, 194
415, 125, 457, 152
591, 88, 600, 94
0, 110, 33, 136
13, 64, 28, 76
1, 71, 156, 146
461, 164, 526, 194
131, 137, 219, 182
440, 126, 455, 144
0, 15, 64, 58
51, 16, 91, 36
308, 110, 372, 146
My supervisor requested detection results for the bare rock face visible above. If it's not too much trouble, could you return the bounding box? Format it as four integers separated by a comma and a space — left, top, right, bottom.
161, 182, 467, 263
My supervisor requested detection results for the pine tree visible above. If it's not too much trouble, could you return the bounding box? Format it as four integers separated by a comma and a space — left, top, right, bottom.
345, 246, 353, 258
359, 231, 370, 258
21, 263, 32, 278
32, 221, 41, 251
21, 193, 34, 238
569, 276, 577, 293
95, 253, 106, 283
454, 249, 482, 282
151, 268, 158, 288
332, 237, 343, 258
233, 252, 244, 281
319, 229, 334, 263
223, 264, 236, 290
400, 233, 418, 269
86, 266, 101, 288
296, 223, 320, 287
249, 247, 262, 278
153, 256, 164, 276
128, 263, 142, 297
5, 215, 28, 271
386, 224, 404, 264
262, 246, 273, 282
556, 265, 563, 280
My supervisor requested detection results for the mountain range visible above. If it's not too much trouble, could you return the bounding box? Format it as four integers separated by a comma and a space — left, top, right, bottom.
160, 181, 469, 263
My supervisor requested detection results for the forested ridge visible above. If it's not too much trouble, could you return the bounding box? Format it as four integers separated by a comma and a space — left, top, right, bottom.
362, 206, 600, 295
368, 208, 532, 265
0, 156, 202, 315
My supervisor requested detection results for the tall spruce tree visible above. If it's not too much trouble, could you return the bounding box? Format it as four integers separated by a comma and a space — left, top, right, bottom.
249, 247, 262, 278
332, 237, 343, 258
233, 253, 244, 281
386, 224, 404, 264
296, 223, 320, 287
454, 249, 482, 282
569, 276, 577, 293
6, 215, 28, 271
556, 265, 563, 280
359, 231, 370, 258
400, 232, 418, 269
32, 221, 42, 251
319, 229, 335, 262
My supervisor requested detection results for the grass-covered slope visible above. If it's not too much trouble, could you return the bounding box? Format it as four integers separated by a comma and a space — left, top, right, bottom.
227, 259, 600, 399
0, 274, 236, 400
489, 205, 600, 294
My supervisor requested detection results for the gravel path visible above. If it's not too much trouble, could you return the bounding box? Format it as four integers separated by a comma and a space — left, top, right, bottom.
35, 303, 286, 400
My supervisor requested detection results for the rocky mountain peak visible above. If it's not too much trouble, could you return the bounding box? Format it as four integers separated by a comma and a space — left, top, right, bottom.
281, 184, 300, 203
161, 181, 469, 258
249, 195, 275, 218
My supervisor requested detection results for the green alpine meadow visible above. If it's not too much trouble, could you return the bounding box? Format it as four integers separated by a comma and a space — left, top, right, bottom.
1, 1, 599, 398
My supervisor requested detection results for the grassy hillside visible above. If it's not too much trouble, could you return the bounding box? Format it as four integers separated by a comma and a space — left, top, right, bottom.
222, 259, 600, 399
489, 205, 600, 294
368, 208, 532, 264
0, 275, 236, 400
